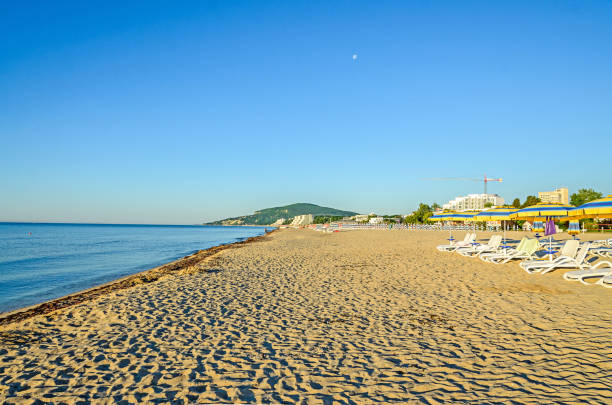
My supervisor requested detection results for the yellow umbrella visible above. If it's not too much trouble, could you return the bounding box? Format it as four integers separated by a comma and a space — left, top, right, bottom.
510, 202, 573, 260
447, 211, 480, 221
472, 206, 519, 249
429, 211, 479, 221
472, 206, 518, 221
531, 218, 545, 233
454, 211, 481, 236
565, 195, 612, 220
509, 203, 573, 220
429, 211, 452, 222
429, 211, 456, 243
510, 203, 572, 234
429, 211, 478, 243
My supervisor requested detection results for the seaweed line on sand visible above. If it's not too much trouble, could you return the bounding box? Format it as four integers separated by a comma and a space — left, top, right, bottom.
0, 229, 277, 326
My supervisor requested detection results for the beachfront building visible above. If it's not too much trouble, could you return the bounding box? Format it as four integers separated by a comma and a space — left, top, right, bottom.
290, 214, 314, 226
270, 218, 285, 226
369, 217, 384, 225
354, 214, 369, 223
538, 187, 569, 205
442, 194, 505, 211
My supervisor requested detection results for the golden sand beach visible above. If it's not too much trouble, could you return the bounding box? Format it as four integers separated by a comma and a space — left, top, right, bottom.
1, 228, 611, 403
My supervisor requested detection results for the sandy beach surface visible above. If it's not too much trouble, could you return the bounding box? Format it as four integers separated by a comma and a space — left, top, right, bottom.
1, 228, 611, 403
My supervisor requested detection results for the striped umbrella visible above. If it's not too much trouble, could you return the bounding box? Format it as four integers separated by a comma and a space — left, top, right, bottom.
429, 211, 478, 243
429, 212, 453, 242
444, 211, 480, 221
429, 212, 452, 222
429, 211, 478, 222
566, 195, 612, 220
510, 203, 573, 259
567, 220, 581, 238
472, 207, 518, 222
532, 219, 545, 233
472, 206, 519, 249
452, 211, 481, 234
510, 202, 572, 237
509, 203, 573, 219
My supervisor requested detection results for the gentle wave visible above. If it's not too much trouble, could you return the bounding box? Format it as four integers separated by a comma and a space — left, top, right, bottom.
0, 223, 269, 313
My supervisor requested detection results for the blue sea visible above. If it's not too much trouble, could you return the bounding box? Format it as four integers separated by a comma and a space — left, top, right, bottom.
0, 223, 269, 313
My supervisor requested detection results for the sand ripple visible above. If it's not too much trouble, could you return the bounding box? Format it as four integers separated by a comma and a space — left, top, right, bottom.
1, 229, 611, 403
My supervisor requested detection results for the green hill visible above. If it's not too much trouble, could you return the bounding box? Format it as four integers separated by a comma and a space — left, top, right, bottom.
206, 203, 359, 226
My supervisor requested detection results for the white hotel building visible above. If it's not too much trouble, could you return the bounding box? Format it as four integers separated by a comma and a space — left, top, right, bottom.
442, 194, 505, 211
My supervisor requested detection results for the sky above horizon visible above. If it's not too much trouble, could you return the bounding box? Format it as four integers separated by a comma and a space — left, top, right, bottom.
2, 1, 611, 224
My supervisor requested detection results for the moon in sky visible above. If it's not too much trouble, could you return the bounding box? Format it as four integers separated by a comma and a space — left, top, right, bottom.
352, 54, 358, 61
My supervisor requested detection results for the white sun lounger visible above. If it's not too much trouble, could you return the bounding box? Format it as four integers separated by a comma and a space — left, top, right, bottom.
481, 238, 540, 264
480, 237, 526, 262
436, 233, 475, 252
563, 260, 612, 285
539, 243, 591, 275
519, 240, 580, 274
593, 247, 612, 258
456, 235, 502, 257
589, 239, 611, 249
596, 273, 612, 288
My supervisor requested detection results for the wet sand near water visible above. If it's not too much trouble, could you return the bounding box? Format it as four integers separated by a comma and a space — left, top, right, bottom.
1, 229, 611, 403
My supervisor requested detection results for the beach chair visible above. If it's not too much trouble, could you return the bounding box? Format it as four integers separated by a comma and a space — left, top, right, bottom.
538, 243, 591, 274
518, 239, 578, 271
563, 260, 612, 285
436, 233, 475, 252
593, 247, 612, 258
596, 273, 612, 288
480, 238, 540, 264
479, 237, 526, 261
519, 240, 583, 274
456, 235, 502, 257
589, 239, 610, 249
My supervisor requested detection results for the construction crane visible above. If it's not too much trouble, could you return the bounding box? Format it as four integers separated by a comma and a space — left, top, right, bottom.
422, 174, 503, 194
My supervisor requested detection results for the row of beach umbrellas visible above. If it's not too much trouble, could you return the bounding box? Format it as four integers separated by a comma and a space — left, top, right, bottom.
430, 194, 612, 224
430, 195, 612, 246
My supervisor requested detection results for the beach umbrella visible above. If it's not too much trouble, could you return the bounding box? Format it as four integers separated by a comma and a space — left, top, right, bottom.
429, 211, 477, 243
532, 219, 545, 235
472, 206, 518, 249
567, 220, 581, 238
444, 211, 480, 234
451, 211, 480, 235
561, 194, 612, 234
445, 211, 480, 221
544, 219, 556, 236
472, 207, 518, 222
510, 203, 573, 219
429, 211, 458, 243
429, 211, 478, 222
429, 212, 451, 222
565, 195, 612, 220
510, 203, 573, 259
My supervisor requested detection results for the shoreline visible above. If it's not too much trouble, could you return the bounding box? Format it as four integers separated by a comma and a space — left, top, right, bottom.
0, 229, 277, 326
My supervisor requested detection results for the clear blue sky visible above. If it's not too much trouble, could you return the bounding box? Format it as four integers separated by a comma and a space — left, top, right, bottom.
1, 1, 611, 224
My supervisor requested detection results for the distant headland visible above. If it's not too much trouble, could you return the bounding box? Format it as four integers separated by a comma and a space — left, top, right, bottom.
205, 203, 358, 226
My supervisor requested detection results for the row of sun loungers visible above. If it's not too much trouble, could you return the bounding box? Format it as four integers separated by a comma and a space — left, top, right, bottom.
436, 233, 476, 252
480, 238, 540, 264
436, 234, 612, 288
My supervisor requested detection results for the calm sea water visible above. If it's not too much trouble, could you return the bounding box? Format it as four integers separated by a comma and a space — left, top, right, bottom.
0, 223, 269, 313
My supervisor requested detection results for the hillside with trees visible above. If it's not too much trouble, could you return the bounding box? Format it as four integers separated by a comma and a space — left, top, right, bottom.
206, 203, 358, 226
